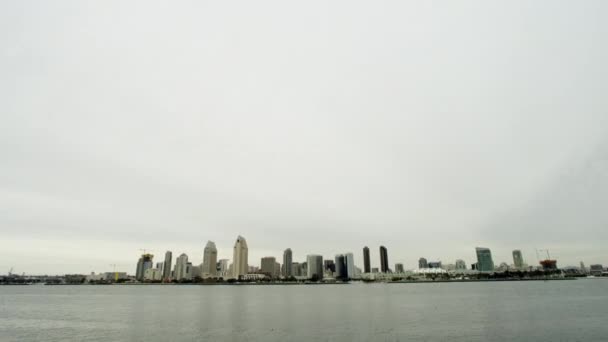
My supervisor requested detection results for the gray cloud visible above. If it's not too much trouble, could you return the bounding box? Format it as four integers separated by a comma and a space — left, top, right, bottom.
1, 1, 607, 274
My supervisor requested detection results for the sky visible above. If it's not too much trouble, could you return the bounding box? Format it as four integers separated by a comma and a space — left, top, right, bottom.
1, 1, 607, 275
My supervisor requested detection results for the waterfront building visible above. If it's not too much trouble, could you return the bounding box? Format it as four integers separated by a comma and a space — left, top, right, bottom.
418, 258, 428, 269
232, 235, 249, 279
248, 266, 259, 273
512, 250, 524, 269
202, 241, 218, 278
363, 246, 371, 273
283, 248, 293, 277
395, 263, 404, 273
590, 264, 604, 276
174, 253, 190, 281
475, 247, 494, 272
455, 259, 467, 270
335, 254, 347, 279
217, 259, 229, 277
307, 255, 324, 280
371, 267, 379, 273
345, 253, 356, 278
324, 260, 336, 273
261, 257, 276, 277
136, 253, 154, 281
380, 246, 389, 273
300, 262, 308, 277
143, 268, 163, 281
428, 261, 442, 269
274, 262, 281, 277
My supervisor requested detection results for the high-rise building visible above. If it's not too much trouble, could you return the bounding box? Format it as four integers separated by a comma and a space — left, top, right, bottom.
419, 258, 428, 269
261, 257, 277, 277
274, 262, 281, 277
307, 255, 324, 280
335, 254, 347, 279
395, 263, 404, 273
476, 247, 494, 272
283, 248, 293, 277
163, 251, 172, 280
512, 250, 524, 269
292, 262, 301, 277
345, 253, 355, 278
363, 246, 371, 274
174, 253, 190, 281
455, 259, 467, 270
380, 246, 389, 273
202, 241, 218, 278
136, 253, 154, 281
232, 235, 248, 279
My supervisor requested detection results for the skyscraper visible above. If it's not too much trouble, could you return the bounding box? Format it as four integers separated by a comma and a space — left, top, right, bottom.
334, 254, 347, 279
306, 255, 324, 280
174, 253, 190, 281
261, 257, 277, 278
476, 247, 494, 272
136, 253, 154, 281
380, 246, 389, 273
283, 248, 293, 277
163, 251, 172, 280
345, 252, 355, 279
232, 235, 248, 279
363, 246, 371, 274
419, 257, 428, 269
512, 250, 524, 269
202, 241, 218, 278
324, 260, 336, 273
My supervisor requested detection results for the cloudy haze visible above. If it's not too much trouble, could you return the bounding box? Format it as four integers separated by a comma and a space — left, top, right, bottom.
2, 1, 607, 275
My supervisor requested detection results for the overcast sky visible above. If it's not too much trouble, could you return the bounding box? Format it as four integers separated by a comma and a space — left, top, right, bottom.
2, 1, 607, 275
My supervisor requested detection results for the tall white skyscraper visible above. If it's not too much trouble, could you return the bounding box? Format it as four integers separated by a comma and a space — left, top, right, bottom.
202, 241, 218, 278
174, 253, 190, 281
232, 235, 248, 279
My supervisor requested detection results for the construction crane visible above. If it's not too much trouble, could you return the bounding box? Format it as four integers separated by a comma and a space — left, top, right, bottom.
8, 267, 13, 276
139, 249, 153, 255
109, 264, 118, 282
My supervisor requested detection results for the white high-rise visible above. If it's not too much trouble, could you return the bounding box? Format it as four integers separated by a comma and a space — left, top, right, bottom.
174, 253, 190, 281
344, 252, 355, 279
232, 235, 248, 279
202, 241, 218, 278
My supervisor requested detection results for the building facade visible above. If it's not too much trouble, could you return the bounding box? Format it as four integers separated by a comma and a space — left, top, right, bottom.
380, 246, 389, 273
201, 241, 218, 278
307, 255, 324, 280
283, 248, 293, 278
136, 254, 154, 281
512, 250, 524, 269
394, 263, 404, 273
418, 257, 428, 269
261, 257, 277, 278
476, 247, 494, 272
363, 246, 371, 274
232, 235, 249, 279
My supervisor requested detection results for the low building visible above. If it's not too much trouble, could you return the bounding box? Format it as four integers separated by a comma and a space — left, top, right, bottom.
144, 268, 163, 281
590, 264, 604, 276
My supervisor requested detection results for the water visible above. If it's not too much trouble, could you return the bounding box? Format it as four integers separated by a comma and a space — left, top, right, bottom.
1, 280, 607, 341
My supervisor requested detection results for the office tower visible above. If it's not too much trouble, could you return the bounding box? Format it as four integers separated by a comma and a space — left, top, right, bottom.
395, 263, 404, 273
512, 250, 524, 269
274, 262, 281, 278
136, 253, 154, 281
324, 260, 336, 273
475, 247, 494, 272
283, 248, 293, 277
163, 251, 172, 280
232, 235, 248, 279
380, 246, 389, 273
202, 241, 218, 278
345, 253, 355, 278
335, 254, 347, 279
419, 257, 428, 269
300, 262, 308, 277
363, 246, 371, 273
307, 255, 324, 280
261, 257, 277, 277
455, 259, 467, 270
174, 253, 190, 280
